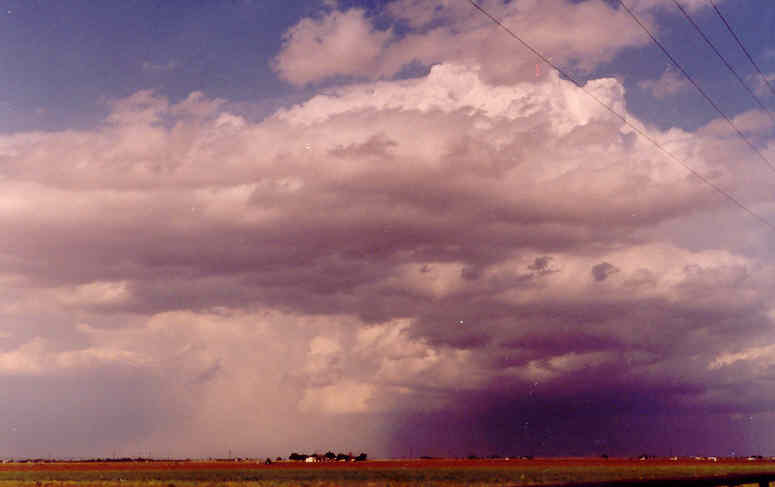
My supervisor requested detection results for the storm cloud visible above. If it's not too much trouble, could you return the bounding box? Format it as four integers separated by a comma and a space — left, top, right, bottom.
1, 0, 775, 459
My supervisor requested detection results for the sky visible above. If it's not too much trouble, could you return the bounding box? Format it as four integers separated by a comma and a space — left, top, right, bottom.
2, 0, 775, 460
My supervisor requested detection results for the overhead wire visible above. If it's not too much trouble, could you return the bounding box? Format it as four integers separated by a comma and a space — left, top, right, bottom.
617, 1, 775, 176
670, 0, 775, 125
466, 0, 775, 232
709, 0, 775, 100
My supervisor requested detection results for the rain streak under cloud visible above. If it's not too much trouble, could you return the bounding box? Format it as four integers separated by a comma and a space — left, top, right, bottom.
2, 0, 775, 459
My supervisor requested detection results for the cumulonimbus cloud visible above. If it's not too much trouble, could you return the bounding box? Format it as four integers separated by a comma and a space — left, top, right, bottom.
1, 23, 773, 457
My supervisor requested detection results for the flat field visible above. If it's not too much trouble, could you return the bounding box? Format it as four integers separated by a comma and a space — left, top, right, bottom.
2, 458, 775, 487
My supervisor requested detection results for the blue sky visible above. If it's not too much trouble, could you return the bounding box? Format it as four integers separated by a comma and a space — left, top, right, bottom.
3, 0, 775, 132
2, 0, 775, 459
1, 1, 314, 130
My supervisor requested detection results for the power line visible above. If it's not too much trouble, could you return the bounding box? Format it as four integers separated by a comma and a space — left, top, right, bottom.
670, 0, 775, 124
709, 0, 775, 100
466, 0, 775, 232
617, 1, 775, 176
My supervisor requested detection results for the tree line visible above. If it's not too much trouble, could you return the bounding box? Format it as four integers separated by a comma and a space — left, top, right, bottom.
288, 451, 367, 462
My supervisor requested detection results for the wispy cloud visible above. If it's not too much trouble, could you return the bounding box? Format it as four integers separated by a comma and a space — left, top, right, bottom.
142, 60, 180, 72
639, 69, 690, 99
749, 72, 775, 97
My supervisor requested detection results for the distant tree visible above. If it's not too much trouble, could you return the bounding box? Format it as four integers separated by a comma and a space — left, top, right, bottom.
264, 458, 272, 465
289, 453, 308, 461
601, 454, 609, 459
355, 453, 368, 462
467, 455, 479, 460
324, 451, 336, 460
336, 453, 349, 461
275, 457, 282, 461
